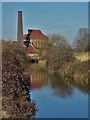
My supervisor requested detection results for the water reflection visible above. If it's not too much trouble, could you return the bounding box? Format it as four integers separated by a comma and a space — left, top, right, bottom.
27, 65, 48, 90
27, 64, 88, 118
49, 73, 74, 98
27, 64, 89, 97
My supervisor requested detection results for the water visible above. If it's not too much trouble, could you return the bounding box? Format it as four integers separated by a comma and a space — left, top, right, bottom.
28, 65, 88, 118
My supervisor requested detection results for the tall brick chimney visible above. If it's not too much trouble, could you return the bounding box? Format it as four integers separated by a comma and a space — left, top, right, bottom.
17, 11, 23, 42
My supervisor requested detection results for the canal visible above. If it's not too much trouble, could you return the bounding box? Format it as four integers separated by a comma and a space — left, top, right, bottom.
27, 64, 88, 118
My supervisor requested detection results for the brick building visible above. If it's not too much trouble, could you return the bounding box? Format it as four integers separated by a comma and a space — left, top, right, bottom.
23, 29, 48, 49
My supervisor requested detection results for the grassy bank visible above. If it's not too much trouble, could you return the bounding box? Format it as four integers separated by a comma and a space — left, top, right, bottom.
2, 40, 36, 118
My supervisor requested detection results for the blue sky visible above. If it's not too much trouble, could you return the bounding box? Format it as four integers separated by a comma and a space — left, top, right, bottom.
2, 2, 88, 44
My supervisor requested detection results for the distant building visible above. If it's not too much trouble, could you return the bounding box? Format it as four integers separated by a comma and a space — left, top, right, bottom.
23, 29, 48, 49
17, 10, 48, 60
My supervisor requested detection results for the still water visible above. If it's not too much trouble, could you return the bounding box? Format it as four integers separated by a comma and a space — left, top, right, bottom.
28, 65, 88, 118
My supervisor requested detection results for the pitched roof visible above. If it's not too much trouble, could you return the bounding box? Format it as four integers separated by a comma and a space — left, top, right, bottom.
23, 30, 48, 40
30, 30, 48, 40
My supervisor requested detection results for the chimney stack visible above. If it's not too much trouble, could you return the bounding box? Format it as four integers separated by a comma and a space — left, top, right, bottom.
17, 11, 23, 42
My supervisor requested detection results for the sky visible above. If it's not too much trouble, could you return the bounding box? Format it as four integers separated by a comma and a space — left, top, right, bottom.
2, 2, 88, 44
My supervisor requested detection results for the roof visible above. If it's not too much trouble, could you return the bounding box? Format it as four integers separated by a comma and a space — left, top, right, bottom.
30, 30, 48, 39
23, 30, 48, 40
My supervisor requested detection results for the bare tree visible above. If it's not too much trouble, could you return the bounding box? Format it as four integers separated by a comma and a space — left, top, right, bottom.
74, 28, 89, 52
48, 33, 69, 47
45, 34, 74, 71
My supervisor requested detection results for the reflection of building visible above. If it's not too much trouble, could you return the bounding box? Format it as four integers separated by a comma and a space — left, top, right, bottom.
23, 29, 48, 49
30, 70, 48, 89
27, 65, 48, 89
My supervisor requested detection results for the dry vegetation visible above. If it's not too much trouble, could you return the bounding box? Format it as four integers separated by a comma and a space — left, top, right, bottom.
2, 40, 36, 118
39, 31, 89, 93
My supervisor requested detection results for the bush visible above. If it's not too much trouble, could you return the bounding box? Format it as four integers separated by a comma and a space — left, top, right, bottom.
2, 40, 36, 118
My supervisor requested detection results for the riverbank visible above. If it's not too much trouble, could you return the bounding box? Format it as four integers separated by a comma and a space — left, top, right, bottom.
2, 41, 36, 118
47, 58, 89, 93
27, 63, 88, 118
60, 61, 88, 83
32, 56, 89, 92
59, 60, 89, 93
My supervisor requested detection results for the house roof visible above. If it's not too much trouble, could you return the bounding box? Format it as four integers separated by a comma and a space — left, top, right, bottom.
30, 30, 48, 39
23, 30, 48, 40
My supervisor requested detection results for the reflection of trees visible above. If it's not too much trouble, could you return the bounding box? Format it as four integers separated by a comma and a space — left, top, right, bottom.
73, 82, 90, 95
73, 69, 89, 94
49, 72, 90, 97
49, 73, 73, 98
27, 64, 90, 96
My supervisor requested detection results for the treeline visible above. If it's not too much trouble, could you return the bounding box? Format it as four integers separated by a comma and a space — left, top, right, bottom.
39, 28, 89, 87
40, 28, 89, 70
